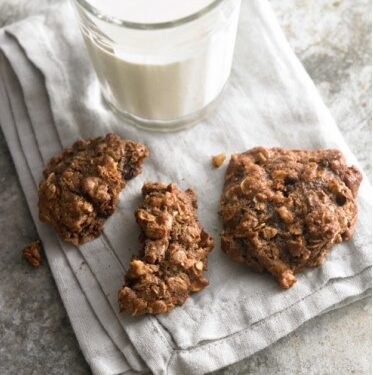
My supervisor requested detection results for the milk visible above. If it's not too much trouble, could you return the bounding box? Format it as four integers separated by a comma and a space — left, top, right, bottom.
76, 0, 241, 126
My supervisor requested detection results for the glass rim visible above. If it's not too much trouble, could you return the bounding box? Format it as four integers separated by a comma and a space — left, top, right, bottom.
73, 0, 227, 30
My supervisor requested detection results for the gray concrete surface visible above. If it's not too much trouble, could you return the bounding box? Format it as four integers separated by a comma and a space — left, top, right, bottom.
0, 0, 371, 374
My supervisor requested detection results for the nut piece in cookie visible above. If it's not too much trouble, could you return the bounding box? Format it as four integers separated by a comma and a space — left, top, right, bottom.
219, 147, 362, 288
38, 134, 149, 244
23, 240, 42, 267
118, 182, 214, 315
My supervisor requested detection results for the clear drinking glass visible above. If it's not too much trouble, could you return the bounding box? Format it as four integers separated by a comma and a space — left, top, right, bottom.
72, 0, 242, 131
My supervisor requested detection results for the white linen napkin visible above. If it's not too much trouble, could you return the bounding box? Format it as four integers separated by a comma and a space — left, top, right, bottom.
0, 1, 371, 374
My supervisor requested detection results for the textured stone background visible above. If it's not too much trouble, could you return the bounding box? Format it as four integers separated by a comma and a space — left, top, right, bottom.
0, 0, 371, 374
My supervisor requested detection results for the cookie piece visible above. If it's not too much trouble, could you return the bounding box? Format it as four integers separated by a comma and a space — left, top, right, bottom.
219, 147, 362, 288
118, 182, 214, 315
23, 240, 42, 267
38, 134, 148, 244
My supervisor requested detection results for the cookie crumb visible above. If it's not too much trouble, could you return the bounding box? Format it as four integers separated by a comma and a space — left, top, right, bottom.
23, 240, 42, 268
212, 153, 226, 168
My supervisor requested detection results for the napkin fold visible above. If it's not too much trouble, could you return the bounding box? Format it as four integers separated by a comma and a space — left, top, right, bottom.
0, 1, 371, 374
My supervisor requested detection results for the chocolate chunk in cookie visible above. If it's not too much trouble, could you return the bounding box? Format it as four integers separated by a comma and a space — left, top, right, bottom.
38, 134, 148, 244
219, 147, 362, 288
23, 240, 42, 267
118, 182, 214, 315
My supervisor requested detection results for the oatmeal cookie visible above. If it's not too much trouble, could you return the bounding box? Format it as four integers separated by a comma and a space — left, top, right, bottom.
23, 240, 42, 267
219, 147, 362, 288
38, 134, 148, 244
118, 182, 214, 315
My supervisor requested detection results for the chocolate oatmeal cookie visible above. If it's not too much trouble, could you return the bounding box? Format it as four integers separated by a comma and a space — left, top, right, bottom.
38, 134, 148, 244
118, 182, 214, 315
219, 147, 362, 288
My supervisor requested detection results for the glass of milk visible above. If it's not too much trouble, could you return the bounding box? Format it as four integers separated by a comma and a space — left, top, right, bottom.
73, 0, 242, 131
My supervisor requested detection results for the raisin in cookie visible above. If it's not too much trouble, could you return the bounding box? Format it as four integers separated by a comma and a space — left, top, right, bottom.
38, 134, 148, 244
118, 182, 214, 315
219, 147, 362, 288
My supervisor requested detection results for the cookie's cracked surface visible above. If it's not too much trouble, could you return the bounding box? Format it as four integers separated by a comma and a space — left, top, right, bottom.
219, 147, 362, 288
118, 182, 214, 315
38, 134, 148, 244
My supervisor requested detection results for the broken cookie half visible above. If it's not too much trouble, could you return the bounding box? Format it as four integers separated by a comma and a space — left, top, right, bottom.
119, 182, 214, 315
38, 133, 149, 244
219, 147, 362, 288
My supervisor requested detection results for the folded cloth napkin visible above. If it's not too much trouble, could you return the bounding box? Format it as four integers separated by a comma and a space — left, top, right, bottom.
0, 1, 371, 374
